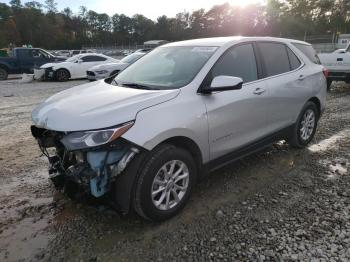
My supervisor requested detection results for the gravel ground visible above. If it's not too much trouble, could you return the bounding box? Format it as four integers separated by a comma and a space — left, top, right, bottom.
0, 79, 349, 262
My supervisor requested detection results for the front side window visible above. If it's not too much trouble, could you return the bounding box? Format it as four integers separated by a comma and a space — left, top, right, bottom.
114, 46, 217, 89
258, 42, 290, 77
211, 44, 258, 83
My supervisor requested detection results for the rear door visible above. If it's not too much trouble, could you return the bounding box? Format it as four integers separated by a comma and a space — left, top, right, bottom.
257, 42, 311, 132
203, 43, 269, 160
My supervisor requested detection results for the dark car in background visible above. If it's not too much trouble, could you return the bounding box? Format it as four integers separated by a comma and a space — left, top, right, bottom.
0, 48, 66, 80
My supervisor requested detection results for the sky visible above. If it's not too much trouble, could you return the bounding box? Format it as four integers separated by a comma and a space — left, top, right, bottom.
1, 0, 266, 20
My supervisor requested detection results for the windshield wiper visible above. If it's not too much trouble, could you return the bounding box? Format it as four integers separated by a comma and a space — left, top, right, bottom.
121, 82, 159, 90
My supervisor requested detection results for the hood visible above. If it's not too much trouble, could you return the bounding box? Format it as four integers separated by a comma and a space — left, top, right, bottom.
32, 80, 180, 132
41, 61, 72, 69
41, 62, 60, 69
90, 62, 128, 71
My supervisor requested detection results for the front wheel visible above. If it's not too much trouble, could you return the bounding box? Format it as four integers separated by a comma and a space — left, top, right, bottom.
289, 101, 318, 148
55, 69, 70, 81
133, 144, 197, 221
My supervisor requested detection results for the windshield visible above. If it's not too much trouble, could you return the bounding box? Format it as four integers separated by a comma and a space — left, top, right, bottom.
121, 53, 144, 64
113, 46, 218, 90
40, 49, 54, 58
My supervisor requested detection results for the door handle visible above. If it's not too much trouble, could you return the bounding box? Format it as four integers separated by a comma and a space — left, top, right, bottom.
337, 58, 343, 61
298, 74, 306, 81
253, 88, 265, 95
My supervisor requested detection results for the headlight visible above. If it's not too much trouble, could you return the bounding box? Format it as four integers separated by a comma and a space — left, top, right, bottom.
60, 121, 134, 150
95, 70, 108, 74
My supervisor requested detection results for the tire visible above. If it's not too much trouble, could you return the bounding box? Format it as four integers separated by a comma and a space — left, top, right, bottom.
0, 67, 8, 81
55, 69, 70, 81
289, 101, 318, 148
133, 144, 197, 221
326, 79, 332, 91
109, 70, 120, 77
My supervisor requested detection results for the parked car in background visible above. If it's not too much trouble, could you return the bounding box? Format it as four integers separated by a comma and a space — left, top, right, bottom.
87, 52, 146, 81
55, 50, 71, 57
122, 49, 133, 56
70, 50, 94, 56
41, 53, 118, 81
31, 36, 326, 221
134, 48, 153, 53
0, 47, 66, 80
319, 43, 350, 89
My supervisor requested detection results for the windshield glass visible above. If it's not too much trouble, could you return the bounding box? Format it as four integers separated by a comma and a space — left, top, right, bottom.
121, 53, 144, 64
41, 49, 53, 57
113, 46, 218, 89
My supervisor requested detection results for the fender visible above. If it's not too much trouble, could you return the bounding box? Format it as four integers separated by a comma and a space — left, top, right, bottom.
112, 149, 148, 214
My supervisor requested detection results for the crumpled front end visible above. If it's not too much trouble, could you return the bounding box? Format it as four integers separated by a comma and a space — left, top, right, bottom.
31, 125, 139, 198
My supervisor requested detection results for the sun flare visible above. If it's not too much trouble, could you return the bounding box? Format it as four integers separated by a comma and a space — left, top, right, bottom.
227, 0, 265, 7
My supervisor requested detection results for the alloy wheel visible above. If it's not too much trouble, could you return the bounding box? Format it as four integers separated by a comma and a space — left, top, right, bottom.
151, 160, 189, 211
300, 109, 315, 141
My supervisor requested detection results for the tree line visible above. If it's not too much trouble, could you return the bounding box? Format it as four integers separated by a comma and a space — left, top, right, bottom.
0, 0, 349, 49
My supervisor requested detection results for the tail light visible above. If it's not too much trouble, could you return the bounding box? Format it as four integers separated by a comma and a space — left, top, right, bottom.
322, 67, 329, 78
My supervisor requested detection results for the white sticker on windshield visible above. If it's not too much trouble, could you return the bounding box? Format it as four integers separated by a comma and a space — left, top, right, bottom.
191, 47, 218, 53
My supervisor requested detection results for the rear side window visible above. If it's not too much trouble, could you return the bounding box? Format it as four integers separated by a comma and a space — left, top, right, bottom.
292, 43, 321, 64
18, 49, 33, 58
211, 44, 258, 83
82, 55, 107, 62
287, 47, 301, 70
258, 42, 290, 77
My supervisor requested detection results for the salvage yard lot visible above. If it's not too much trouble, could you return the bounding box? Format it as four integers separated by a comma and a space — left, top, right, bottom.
0, 79, 349, 261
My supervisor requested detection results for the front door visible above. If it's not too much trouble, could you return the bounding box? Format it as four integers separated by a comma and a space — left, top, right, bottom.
202, 43, 270, 160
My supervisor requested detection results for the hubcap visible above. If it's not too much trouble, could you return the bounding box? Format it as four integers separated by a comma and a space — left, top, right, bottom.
151, 160, 189, 211
300, 109, 315, 141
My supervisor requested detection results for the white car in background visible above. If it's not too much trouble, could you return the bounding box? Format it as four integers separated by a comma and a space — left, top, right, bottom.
41, 53, 118, 81
87, 52, 146, 81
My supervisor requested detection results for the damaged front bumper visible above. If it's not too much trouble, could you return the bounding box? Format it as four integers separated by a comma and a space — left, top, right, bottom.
31, 125, 139, 198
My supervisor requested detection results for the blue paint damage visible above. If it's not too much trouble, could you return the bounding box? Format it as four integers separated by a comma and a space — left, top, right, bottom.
87, 149, 127, 197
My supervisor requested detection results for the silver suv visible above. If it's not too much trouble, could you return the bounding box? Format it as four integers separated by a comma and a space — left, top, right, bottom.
31, 37, 327, 221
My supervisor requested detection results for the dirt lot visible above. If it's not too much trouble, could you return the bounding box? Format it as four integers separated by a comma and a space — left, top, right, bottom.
0, 79, 349, 262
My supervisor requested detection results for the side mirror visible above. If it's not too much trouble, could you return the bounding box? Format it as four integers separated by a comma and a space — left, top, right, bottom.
202, 76, 243, 94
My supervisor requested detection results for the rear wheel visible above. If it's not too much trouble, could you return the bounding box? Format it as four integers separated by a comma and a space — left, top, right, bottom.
289, 101, 318, 148
55, 69, 70, 81
0, 67, 8, 80
133, 144, 197, 221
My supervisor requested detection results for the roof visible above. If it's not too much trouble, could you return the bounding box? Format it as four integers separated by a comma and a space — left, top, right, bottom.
164, 36, 311, 47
